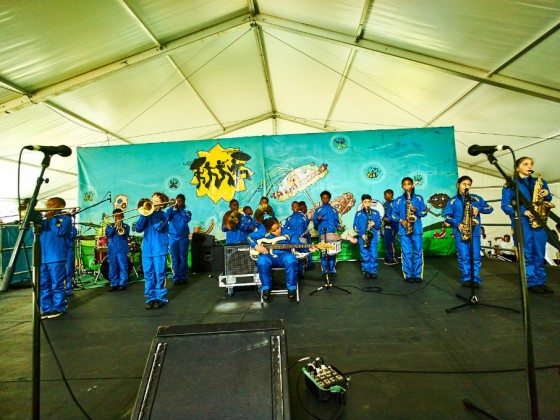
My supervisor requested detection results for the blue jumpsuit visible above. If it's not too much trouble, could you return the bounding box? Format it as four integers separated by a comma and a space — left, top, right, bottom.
106, 222, 130, 287
40, 215, 72, 315
65, 225, 77, 295
313, 203, 340, 275
284, 211, 308, 276
222, 221, 246, 244
390, 193, 427, 280
382, 200, 399, 264
501, 176, 552, 288
247, 229, 300, 292
136, 210, 169, 304
167, 207, 192, 283
444, 194, 493, 285
353, 207, 382, 276
240, 214, 258, 242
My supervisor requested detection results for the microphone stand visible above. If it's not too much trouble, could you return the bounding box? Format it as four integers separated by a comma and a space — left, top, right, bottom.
446, 188, 519, 314
309, 228, 351, 296
0, 152, 55, 420
480, 151, 540, 419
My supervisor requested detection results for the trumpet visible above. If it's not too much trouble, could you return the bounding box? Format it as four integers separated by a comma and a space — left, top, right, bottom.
137, 198, 177, 216
35, 206, 80, 215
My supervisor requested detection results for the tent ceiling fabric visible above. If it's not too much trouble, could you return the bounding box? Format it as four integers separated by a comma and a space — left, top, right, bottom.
1, 0, 559, 209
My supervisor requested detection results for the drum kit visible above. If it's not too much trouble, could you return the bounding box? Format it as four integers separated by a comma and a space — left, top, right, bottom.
74, 222, 143, 284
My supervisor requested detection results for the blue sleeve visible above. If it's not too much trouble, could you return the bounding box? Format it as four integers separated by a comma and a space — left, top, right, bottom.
135, 215, 148, 232
443, 199, 458, 228
416, 195, 428, 218
501, 186, 515, 217
473, 195, 493, 215
372, 210, 382, 230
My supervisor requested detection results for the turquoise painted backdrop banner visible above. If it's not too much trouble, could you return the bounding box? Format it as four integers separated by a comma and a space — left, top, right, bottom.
77, 127, 458, 257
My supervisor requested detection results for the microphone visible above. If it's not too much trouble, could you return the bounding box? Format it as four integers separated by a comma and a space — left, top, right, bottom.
108, 192, 112, 203
24, 145, 72, 157
467, 144, 509, 156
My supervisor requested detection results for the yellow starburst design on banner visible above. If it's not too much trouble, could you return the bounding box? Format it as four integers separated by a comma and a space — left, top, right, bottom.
190, 144, 254, 204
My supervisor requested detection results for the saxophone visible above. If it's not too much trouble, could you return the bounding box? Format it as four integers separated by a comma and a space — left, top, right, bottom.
364, 210, 374, 249
459, 196, 479, 241
530, 173, 555, 228
405, 192, 417, 235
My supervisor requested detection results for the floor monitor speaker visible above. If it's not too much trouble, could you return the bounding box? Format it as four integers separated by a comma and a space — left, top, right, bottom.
132, 320, 290, 419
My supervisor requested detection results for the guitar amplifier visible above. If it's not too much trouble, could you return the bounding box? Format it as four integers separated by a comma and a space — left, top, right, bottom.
224, 245, 255, 276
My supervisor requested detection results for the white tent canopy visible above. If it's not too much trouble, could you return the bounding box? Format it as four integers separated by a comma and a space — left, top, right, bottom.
1, 0, 559, 227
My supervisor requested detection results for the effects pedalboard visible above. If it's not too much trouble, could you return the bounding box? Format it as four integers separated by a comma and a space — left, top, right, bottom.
302, 357, 348, 401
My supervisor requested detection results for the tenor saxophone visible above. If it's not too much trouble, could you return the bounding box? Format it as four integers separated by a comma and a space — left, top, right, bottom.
530, 173, 555, 228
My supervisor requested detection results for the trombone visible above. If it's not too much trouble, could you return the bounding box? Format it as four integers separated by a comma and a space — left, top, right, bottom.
137, 198, 177, 216
34, 206, 80, 214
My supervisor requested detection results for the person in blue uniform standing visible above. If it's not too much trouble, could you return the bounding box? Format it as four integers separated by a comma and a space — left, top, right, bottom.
105, 208, 130, 291
135, 192, 170, 309
167, 194, 192, 286
222, 199, 245, 244
65, 222, 78, 296
40, 197, 73, 319
313, 190, 340, 278
444, 176, 493, 287
382, 189, 399, 265
353, 194, 382, 279
283, 201, 308, 278
299, 201, 314, 269
248, 217, 313, 302
501, 157, 554, 294
390, 178, 427, 283
239, 205, 258, 241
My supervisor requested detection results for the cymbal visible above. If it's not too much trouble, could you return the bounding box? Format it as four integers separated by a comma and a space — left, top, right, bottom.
77, 222, 101, 228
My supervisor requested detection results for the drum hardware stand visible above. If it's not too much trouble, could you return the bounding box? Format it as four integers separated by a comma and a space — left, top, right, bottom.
310, 229, 351, 296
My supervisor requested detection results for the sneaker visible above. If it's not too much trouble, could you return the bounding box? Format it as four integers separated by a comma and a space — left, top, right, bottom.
262, 290, 271, 302
41, 312, 52, 319
330, 272, 337, 278
119, 285, 127, 291
371, 273, 378, 279
287, 289, 297, 300
108, 286, 119, 292
462, 281, 472, 288
363, 272, 371, 279
414, 278, 423, 283
528, 285, 546, 294
48, 310, 64, 319
540, 284, 553, 293
152, 300, 165, 309
145, 301, 155, 309
404, 278, 414, 283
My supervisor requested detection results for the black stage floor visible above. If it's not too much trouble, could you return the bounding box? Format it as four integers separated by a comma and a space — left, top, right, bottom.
1, 257, 559, 419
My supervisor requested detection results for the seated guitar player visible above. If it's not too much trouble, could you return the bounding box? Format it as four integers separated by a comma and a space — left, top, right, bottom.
247, 217, 316, 302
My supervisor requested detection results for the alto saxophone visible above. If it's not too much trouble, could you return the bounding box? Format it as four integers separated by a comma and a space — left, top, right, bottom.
405, 192, 417, 235
530, 173, 555, 228
364, 211, 374, 249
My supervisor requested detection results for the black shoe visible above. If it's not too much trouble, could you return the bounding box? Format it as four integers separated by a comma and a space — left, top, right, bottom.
462, 281, 472, 288
540, 284, 553, 293
288, 289, 297, 300
152, 300, 165, 309
330, 272, 337, 278
108, 286, 119, 292
528, 285, 546, 294
404, 278, 414, 283
298, 273, 304, 279
364, 272, 371, 279
119, 285, 127, 291
414, 277, 422, 283
474, 282, 481, 289
145, 301, 155, 309
371, 273, 378, 279
48, 310, 65, 319
262, 290, 271, 302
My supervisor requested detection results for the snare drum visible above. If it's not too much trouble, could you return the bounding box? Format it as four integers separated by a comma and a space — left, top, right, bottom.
327, 240, 342, 255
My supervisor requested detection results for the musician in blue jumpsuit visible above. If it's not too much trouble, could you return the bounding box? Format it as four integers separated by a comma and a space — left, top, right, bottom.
283, 201, 308, 278
313, 191, 340, 277
248, 217, 310, 302
390, 178, 427, 282
353, 194, 382, 279
501, 157, 553, 293
40, 197, 73, 318
382, 189, 399, 265
444, 176, 493, 287
222, 199, 245, 244
65, 224, 78, 296
240, 205, 258, 241
105, 208, 130, 291
299, 201, 314, 269
167, 194, 192, 285
135, 193, 170, 309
